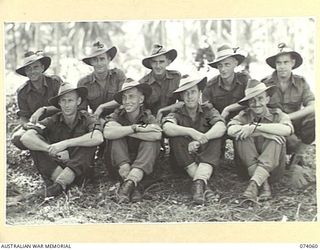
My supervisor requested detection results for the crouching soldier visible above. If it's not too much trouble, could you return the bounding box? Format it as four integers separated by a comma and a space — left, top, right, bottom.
104, 79, 161, 203
162, 77, 226, 205
17, 82, 104, 200
227, 80, 294, 201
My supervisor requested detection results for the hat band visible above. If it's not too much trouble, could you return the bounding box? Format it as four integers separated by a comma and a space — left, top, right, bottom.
245, 83, 268, 96
23, 55, 42, 65
215, 49, 235, 59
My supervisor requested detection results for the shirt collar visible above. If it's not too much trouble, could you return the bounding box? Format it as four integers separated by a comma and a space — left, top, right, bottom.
147, 70, 173, 84
217, 73, 243, 88
179, 103, 204, 117
118, 106, 148, 124
272, 71, 298, 88
26, 75, 47, 93
89, 70, 113, 84
248, 107, 273, 122
58, 111, 83, 127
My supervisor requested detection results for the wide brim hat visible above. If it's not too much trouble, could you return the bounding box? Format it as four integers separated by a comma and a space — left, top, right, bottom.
142, 44, 177, 69
238, 79, 276, 106
16, 51, 51, 77
82, 41, 117, 66
49, 82, 88, 108
208, 44, 246, 69
173, 76, 207, 99
266, 43, 303, 70
114, 79, 152, 104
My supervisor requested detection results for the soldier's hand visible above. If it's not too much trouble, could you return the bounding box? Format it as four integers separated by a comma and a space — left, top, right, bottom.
48, 141, 68, 157
188, 129, 208, 144
30, 107, 45, 124
94, 106, 104, 119
235, 124, 255, 140
261, 133, 286, 144
156, 110, 164, 123
221, 108, 230, 120
188, 141, 200, 154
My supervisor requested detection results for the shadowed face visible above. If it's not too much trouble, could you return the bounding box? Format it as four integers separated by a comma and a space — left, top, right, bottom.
150, 55, 171, 76
216, 57, 238, 80
182, 85, 200, 109
248, 92, 270, 116
90, 53, 110, 74
275, 54, 296, 79
122, 87, 144, 113
58, 91, 81, 116
24, 61, 45, 82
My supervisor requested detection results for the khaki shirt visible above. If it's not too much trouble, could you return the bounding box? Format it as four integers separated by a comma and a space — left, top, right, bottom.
139, 70, 181, 115
163, 104, 224, 134
16, 75, 61, 119
262, 71, 314, 114
78, 68, 126, 113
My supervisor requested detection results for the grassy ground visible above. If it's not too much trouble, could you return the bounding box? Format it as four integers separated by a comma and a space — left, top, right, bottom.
5, 97, 317, 224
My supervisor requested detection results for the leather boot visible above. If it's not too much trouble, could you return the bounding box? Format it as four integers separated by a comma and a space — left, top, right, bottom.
259, 180, 272, 201
191, 179, 205, 205
118, 180, 135, 204
204, 185, 217, 200
131, 185, 143, 203
243, 180, 259, 201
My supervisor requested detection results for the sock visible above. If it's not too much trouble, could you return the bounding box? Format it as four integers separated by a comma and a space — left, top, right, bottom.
251, 166, 270, 187
55, 167, 76, 190
248, 163, 258, 177
50, 166, 63, 182
184, 162, 198, 178
119, 163, 131, 180
193, 163, 213, 185
126, 168, 144, 186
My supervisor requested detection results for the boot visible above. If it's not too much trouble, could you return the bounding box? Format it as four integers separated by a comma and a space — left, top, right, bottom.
204, 185, 217, 200
131, 185, 143, 203
191, 179, 205, 205
243, 180, 259, 201
118, 180, 135, 204
259, 180, 272, 201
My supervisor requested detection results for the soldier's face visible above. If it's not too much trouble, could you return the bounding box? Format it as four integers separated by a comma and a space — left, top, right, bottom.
150, 55, 171, 76
216, 57, 237, 80
122, 88, 144, 113
24, 61, 45, 82
275, 54, 295, 79
90, 53, 110, 74
182, 85, 200, 109
248, 92, 270, 116
58, 91, 81, 116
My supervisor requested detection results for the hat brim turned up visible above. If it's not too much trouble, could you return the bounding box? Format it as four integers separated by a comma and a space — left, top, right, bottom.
142, 49, 177, 69
16, 56, 51, 77
82, 46, 117, 66
49, 87, 88, 108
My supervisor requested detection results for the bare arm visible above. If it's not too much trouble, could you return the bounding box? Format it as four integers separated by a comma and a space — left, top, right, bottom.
156, 102, 184, 122
204, 121, 226, 140
94, 100, 121, 117
288, 101, 314, 121
255, 123, 292, 136
20, 129, 50, 152
221, 103, 245, 119
30, 106, 60, 124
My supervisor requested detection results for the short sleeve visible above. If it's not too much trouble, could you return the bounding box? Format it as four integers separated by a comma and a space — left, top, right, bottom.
162, 112, 179, 125
206, 107, 225, 126
86, 114, 101, 132
17, 91, 32, 119
227, 110, 248, 127
23, 116, 53, 135
301, 79, 315, 106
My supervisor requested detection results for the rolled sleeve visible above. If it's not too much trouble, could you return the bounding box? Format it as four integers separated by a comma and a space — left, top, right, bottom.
227, 111, 247, 127
206, 107, 225, 126
301, 80, 315, 107
87, 114, 101, 132
162, 112, 178, 125
278, 112, 294, 135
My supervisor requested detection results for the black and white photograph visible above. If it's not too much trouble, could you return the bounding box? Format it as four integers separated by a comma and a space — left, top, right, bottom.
5, 17, 316, 225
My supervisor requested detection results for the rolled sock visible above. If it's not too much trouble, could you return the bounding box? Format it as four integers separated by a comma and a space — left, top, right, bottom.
119, 163, 131, 180
184, 162, 198, 178
251, 166, 270, 187
55, 167, 76, 190
50, 166, 63, 182
248, 163, 257, 177
126, 168, 144, 186
193, 163, 213, 185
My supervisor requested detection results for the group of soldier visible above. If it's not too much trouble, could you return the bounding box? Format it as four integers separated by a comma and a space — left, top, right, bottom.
9, 40, 315, 206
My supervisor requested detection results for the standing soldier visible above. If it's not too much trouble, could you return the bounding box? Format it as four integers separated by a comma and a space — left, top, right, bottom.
139, 44, 181, 121
78, 41, 126, 118
262, 43, 315, 166
104, 79, 162, 203
162, 77, 226, 205
11, 51, 62, 149
228, 80, 293, 201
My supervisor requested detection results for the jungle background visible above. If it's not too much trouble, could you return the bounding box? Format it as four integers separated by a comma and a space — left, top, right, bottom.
5, 18, 317, 224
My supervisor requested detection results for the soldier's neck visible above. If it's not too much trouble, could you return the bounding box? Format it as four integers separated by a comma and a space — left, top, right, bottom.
94, 70, 108, 81
221, 73, 235, 87
63, 113, 77, 128
31, 75, 44, 89
153, 72, 166, 81
186, 106, 198, 121
127, 108, 140, 123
